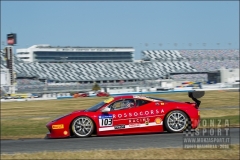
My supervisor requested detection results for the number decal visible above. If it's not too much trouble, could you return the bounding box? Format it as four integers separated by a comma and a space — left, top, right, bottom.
99, 115, 113, 127
100, 118, 112, 126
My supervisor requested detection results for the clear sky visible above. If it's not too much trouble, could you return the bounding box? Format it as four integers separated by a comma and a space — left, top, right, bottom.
1, 1, 239, 59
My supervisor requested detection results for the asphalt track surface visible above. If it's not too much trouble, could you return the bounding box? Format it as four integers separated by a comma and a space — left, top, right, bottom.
1, 128, 239, 154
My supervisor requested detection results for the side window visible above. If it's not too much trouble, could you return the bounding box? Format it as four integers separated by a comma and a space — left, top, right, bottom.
136, 99, 151, 107
111, 100, 122, 110
108, 99, 135, 111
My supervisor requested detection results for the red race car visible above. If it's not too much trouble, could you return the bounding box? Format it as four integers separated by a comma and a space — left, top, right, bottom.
45, 91, 204, 139
73, 92, 89, 98
96, 91, 110, 97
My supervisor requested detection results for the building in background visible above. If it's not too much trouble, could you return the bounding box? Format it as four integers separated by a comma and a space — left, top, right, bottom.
16, 45, 135, 63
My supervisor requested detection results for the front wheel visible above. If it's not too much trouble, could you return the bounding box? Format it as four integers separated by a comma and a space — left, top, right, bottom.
71, 116, 94, 137
164, 110, 190, 133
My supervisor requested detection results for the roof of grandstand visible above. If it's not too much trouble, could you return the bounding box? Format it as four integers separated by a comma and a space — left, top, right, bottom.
33, 44, 134, 49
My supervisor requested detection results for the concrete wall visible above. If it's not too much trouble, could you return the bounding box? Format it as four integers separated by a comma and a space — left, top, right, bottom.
220, 68, 239, 83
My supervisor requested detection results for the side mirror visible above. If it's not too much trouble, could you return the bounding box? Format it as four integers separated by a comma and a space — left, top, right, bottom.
101, 107, 111, 112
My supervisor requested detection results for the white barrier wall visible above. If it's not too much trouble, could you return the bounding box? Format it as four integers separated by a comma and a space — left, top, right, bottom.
104, 86, 137, 93
42, 92, 71, 98
1, 87, 238, 103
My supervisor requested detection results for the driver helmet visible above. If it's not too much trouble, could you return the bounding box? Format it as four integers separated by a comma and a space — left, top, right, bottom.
121, 100, 135, 109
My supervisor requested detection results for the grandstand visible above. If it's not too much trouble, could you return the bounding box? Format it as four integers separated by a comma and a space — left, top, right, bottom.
142, 49, 239, 81
1, 48, 239, 94
16, 45, 135, 63
142, 49, 239, 62
13, 61, 196, 81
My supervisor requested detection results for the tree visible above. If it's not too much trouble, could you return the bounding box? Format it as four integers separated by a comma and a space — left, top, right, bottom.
92, 83, 101, 91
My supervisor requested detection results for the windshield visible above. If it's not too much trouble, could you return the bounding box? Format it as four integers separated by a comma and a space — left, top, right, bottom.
85, 101, 105, 112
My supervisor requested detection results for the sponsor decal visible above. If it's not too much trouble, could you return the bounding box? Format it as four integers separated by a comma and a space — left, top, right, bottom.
63, 131, 68, 135
129, 117, 150, 123
156, 102, 165, 106
52, 124, 64, 129
129, 123, 140, 127
114, 124, 125, 129
99, 115, 113, 127
99, 115, 113, 119
104, 97, 114, 103
155, 117, 162, 124
145, 120, 149, 125
113, 109, 164, 119
99, 122, 163, 131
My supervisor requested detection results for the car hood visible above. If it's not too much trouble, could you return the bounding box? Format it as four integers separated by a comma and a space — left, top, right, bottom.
71, 110, 86, 114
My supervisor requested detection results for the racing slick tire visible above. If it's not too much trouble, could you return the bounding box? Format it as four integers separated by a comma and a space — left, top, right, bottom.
164, 110, 190, 133
71, 116, 95, 137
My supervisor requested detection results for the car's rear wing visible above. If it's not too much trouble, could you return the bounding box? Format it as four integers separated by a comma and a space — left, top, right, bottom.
188, 91, 205, 108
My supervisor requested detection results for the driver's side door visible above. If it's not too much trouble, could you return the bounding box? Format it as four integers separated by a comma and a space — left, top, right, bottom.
96, 99, 135, 136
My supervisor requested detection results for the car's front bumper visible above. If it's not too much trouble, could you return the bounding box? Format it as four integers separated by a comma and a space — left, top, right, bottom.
45, 122, 70, 139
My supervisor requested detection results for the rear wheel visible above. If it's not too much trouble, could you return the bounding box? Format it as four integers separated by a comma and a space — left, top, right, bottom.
71, 116, 94, 137
164, 110, 190, 133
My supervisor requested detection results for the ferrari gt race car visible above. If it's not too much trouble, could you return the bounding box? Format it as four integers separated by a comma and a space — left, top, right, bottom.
45, 91, 204, 138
